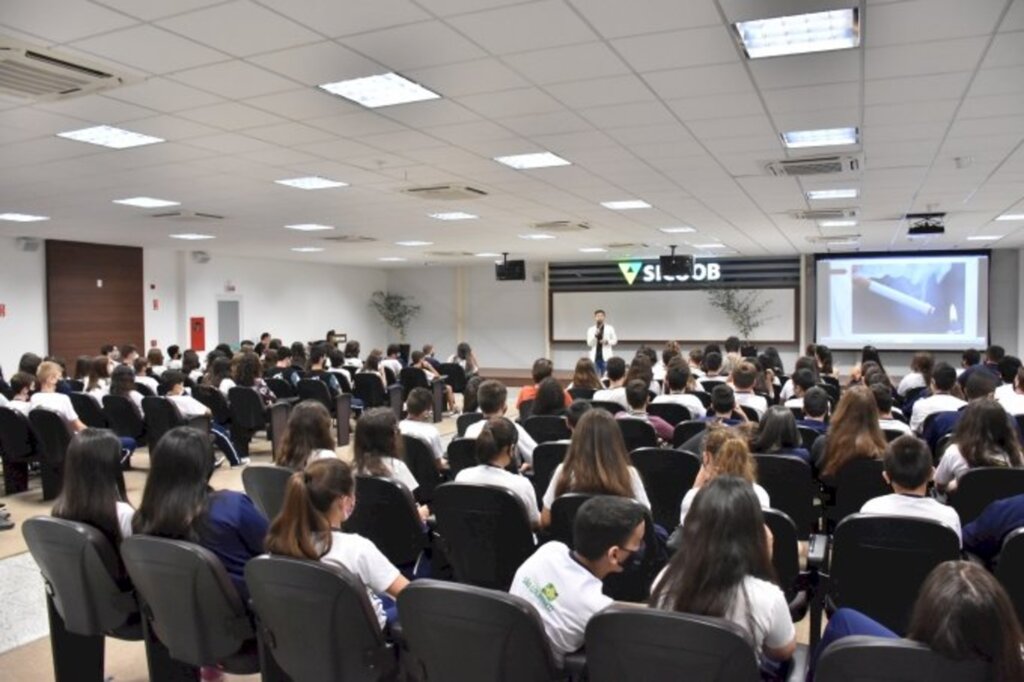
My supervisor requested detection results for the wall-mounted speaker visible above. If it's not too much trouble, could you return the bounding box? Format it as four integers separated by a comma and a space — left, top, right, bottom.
15, 237, 41, 252
191, 250, 211, 264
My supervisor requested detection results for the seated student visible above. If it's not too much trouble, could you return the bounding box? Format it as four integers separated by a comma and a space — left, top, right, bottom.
146, 348, 166, 378
701, 351, 725, 379
119, 344, 139, 367
898, 351, 935, 397
133, 357, 159, 393
532, 377, 570, 418
233, 350, 276, 406
30, 361, 86, 432
749, 406, 810, 462
813, 386, 887, 483
274, 401, 337, 469
181, 349, 203, 385
163, 370, 247, 467
779, 356, 817, 402
924, 372, 997, 454
464, 380, 538, 465
290, 342, 308, 373
688, 348, 706, 379
704, 384, 746, 426
615, 379, 674, 443
133, 427, 267, 600
379, 344, 404, 379
872, 383, 912, 435
399, 387, 446, 467
1, 372, 34, 415
567, 357, 603, 392
517, 358, 572, 409
325, 347, 352, 384
357, 352, 389, 391
958, 346, 1003, 389
731, 361, 768, 417
165, 344, 183, 371
456, 418, 540, 529
541, 410, 651, 527
354, 408, 429, 521
678, 428, 770, 527
268, 346, 300, 385
796, 386, 830, 434
341, 340, 362, 370
18, 351, 43, 378
109, 365, 145, 416
421, 343, 442, 371
808, 561, 1024, 682
861, 435, 961, 543
997, 365, 1024, 415
592, 356, 629, 409
409, 350, 455, 412
651, 477, 796, 669
782, 368, 816, 410
910, 363, 966, 433
205, 356, 234, 397
561, 399, 592, 438
994, 355, 1022, 400
964, 492, 1024, 564
510, 496, 644, 664
52, 429, 134, 546
627, 352, 660, 396
85, 355, 111, 398
72, 355, 92, 386
652, 363, 705, 418
307, 344, 342, 397
935, 398, 1023, 493
815, 344, 838, 381
265, 459, 408, 628
448, 341, 479, 378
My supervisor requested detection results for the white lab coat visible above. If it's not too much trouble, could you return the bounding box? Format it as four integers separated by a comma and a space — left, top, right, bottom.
586, 323, 617, 362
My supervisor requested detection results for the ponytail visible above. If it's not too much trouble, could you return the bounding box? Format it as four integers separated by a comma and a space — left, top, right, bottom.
475, 417, 518, 465
711, 437, 756, 483
265, 459, 354, 560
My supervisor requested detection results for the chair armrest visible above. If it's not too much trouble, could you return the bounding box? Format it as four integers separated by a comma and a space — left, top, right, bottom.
187, 415, 211, 433
387, 384, 403, 418
807, 533, 828, 571
561, 651, 587, 679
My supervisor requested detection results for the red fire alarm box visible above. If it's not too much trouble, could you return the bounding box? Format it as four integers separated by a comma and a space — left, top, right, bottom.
190, 317, 206, 351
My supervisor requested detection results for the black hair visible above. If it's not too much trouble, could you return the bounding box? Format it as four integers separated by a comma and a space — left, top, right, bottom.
533, 377, 567, 416
665, 365, 691, 392
566, 399, 592, 428
531, 358, 554, 384
933, 363, 957, 392
475, 417, 518, 464
703, 352, 723, 373
605, 356, 627, 381
18, 352, 42, 375
724, 336, 740, 353
965, 371, 997, 400
214, 343, 232, 356
792, 368, 816, 392
109, 364, 136, 398
181, 350, 200, 375
10, 371, 35, 395
751, 406, 801, 453
884, 435, 933, 489
344, 340, 361, 358
997, 356, 1022, 384
987, 345, 1006, 363
803, 386, 830, 418
406, 387, 432, 417
573, 495, 645, 562
625, 379, 649, 409
167, 345, 181, 360
276, 346, 292, 361
711, 384, 735, 415
308, 344, 327, 368
52, 429, 127, 547
762, 347, 784, 375
594, 309, 605, 316
477, 380, 508, 415
962, 348, 981, 367
456, 342, 472, 360
161, 369, 185, 388
870, 383, 893, 414
132, 427, 215, 540
386, 343, 401, 357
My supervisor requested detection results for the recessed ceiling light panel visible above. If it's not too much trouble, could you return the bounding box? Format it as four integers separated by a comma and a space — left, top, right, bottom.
659, 226, 696, 234
519, 233, 555, 240
0, 212, 49, 222
579, 247, 607, 253
57, 125, 164, 149
493, 152, 572, 169
318, 72, 440, 108
996, 213, 1024, 221
735, 9, 859, 59
601, 200, 651, 210
429, 212, 477, 221
967, 235, 1003, 241
169, 233, 214, 240
782, 127, 858, 148
113, 197, 180, 208
284, 223, 334, 231
807, 189, 858, 200
275, 176, 348, 190
291, 247, 324, 253
396, 240, 433, 246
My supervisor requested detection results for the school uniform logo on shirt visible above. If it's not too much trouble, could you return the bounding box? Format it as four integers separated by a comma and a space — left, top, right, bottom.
521, 577, 558, 612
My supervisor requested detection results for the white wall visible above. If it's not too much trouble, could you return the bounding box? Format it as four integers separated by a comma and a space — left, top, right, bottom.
0, 236, 47, 375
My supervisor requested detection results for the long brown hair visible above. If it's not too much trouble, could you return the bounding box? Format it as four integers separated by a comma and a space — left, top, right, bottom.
275, 401, 336, 469
553, 409, 634, 499
353, 408, 404, 477
86, 355, 109, 392
265, 459, 355, 560
703, 427, 756, 483
908, 561, 1024, 682
821, 386, 886, 478
571, 357, 602, 390
954, 399, 1023, 469
53, 429, 128, 547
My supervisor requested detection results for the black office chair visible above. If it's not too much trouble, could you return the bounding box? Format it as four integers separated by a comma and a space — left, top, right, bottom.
297, 378, 335, 414
548, 492, 592, 547
402, 434, 443, 504
242, 465, 294, 521
439, 362, 468, 394
383, 366, 397, 387
585, 606, 762, 682
69, 393, 109, 428
949, 467, 1024, 524
672, 419, 707, 448
398, 580, 563, 682
192, 385, 232, 425
754, 454, 819, 540
133, 382, 155, 398
817, 381, 840, 406
446, 437, 479, 477
763, 508, 817, 623
827, 458, 890, 527
0, 406, 41, 494
456, 411, 484, 436
67, 379, 85, 392
399, 366, 431, 400
245, 556, 396, 682
822, 514, 960, 634
567, 387, 595, 401
629, 448, 700, 532
522, 415, 571, 443
141, 396, 186, 451
343, 475, 425, 569
815, 635, 989, 682
882, 428, 906, 442
354, 374, 390, 409
268, 401, 291, 458
532, 441, 568, 508
265, 377, 296, 400
102, 394, 146, 445
646, 402, 691, 426
797, 425, 821, 450
995, 527, 1024, 625
120, 536, 262, 677
29, 409, 72, 500
738, 405, 760, 423
687, 390, 712, 408
517, 399, 535, 422
432, 483, 536, 590
228, 386, 267, 458
617, 418, 658, 451
589, 400, 624, 415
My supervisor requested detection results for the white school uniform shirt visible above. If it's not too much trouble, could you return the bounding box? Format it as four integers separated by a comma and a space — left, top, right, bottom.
29, 392, 79, 423
783, 397, 804, 410
679, 483, 770, 526
879, 418, 913, 435
586, 324, 617, 363
542, 463, 650, 511
509, 541, 612, 664
128, 390, 145, 416
218, 378, 236, 397
897, 372, 927, 397
116, 501, 135, 540
88, 383, 109, 400
362, 457, 419, 493
734, 391, 768, 417
995, 383, 1016, 402
380, 358, 403, 378
308, 448, 338, 463
779, 379, 795, 402
910, 394, 966, 433
860, 494, 962, 545
167, 393, 209, 419
592, 386, 629, 409
136, 375, 159, 393
319, 530, 401, 629
0, 393, 7, 408
399, 419, 445, 461
463, 419, 538, 464
934, 444, 1012, 487
998, 389, 1024, 415
651, 392, 706, 419
5, 399, 31, 416
456, 465, 540, 526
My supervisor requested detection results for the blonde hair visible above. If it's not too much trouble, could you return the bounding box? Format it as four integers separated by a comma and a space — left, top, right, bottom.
703, 426, 756, 483
36, 360, 62, 384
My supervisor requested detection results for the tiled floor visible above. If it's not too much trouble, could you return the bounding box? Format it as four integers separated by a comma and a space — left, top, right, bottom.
0, 552, 48, 655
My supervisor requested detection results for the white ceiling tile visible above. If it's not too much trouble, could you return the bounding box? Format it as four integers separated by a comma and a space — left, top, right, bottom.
958, 93, 1024, 118
643, 63, 753, 99
181, 133, 278, 154
866, 0, 1006, 46
1002, 0, 1024, 31
105, 78, 225, 112
405, 59, 530, 97
178, 101, 287, 129
948, 116, 1024, 137
666, 92, 763, 121
424, 120, 515, 144
339, 21, 487, 70
35, 94, 155, 123
257, 0, 430, 38
579, 101, 677, 129
865, 100, 960, 126
170, 61, 297, 99
376, 99, 482, 127
772, 108, 859, 134
984, 31, 1024, 68
703, 134, 782, 155
865, 37, 989, 79
567, 0, 720, 39
502, 43, 630, 85
862, 122, 949, 143
865, 72, 973, 105
446, 1, 597, 54
0, 0, 137, 44
688, 115, 775, 140
413, 0, 533, 17
458, 88, 563, 118
762, 83, 859, 115
242, 122, 337, 146
123, 115, 221, 140
244, 89, 359, 120
248, 41, 384, 86
239, 146, 324, 167
497, 110, 593, 136
157, 1, 320, 58
306, 111, 409, 137
91, 0, 226, 20
749, 50, 860, 89
611, 26, 738, 72
0, 107, 93, 135
970, 65, 1024, 96
68, 25, 227, 74
358, 129, 448, 153
545, 75, 655, 109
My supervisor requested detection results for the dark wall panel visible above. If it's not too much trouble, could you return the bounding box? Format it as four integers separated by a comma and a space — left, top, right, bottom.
46, 240, 144, 363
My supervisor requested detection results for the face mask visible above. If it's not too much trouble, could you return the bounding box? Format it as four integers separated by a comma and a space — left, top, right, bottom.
618, 542, 646, 571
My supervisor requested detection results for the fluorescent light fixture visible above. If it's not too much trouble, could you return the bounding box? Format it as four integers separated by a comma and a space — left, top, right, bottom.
519, 233, 555, 240
659, 226, 696, 234
429, 211, 477, 221
291, 247, 324, 253
284, 223, 334, 232
318, 72, 439, 108
819, 219, 858, 228
807, 188, 858, 200
57, 125, 163, 149
735, 9, 859, 60
493, 152, 572, 170
967, 235, 1003, 241
275, 176, 348, 190
996, 213, 1024, 221
379, 257, 407, 262
169, 233, 214, 240
601, 200, 652, 210
782, 127, 858, 149
694, 243, 726, 249
475, 252, 500, 257
396, 240, 433, 247
0, 212, 49, 222
579, 247, 608, 253
113, 197, 180, 208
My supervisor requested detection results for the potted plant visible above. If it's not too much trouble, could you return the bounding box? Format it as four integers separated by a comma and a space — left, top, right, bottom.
707, 288, 773, 340
369, 291, 420, 360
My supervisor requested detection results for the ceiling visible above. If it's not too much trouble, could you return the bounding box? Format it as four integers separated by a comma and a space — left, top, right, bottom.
1, 0, 1023, 267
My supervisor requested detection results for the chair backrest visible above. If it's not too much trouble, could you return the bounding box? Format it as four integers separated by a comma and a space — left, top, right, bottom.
399, 367, 430, 400
687, 390, 712, 408
817, 381, 840, 405
672, 419, 707, 448
227, 386, 266, 431
245, 556, 394, 682
516, 399, 534, 422
102, 394, 146, 440
753, 454, 818, 540
343, 476, 425, 567
797, 425, 821, 450
297, 378, 333, 413
29, 408, 72, 470
353, 374, 387, 408
68, 379, 85, 392
401, 435, 442, 504
438, 363, 468, 393
950, 467, 1024, 524
22, 516, 137, 637
815, 635, 990, 682
0, 405, 39, 460
522, 415, 571, 443
432, 483, 536, 590
456, 411, 484, 436
629, 448, 700, 531
69, 393, 109, 428
120, 536, 253, 666
241, 466, 294, 521
265, 377, 295, 399
383, 366, 397, 386
738, 405, 760, 423
617, 418, 658, 451
192, 385, 232, 425
549, 492, 594, 546
398, 580, 559, 682
762, 508, 801, 603
531, 442, 568, 507
882, 428, 905, 443
589, 400, 624, 415
646, 402, 691, 426
269, 401, 291, 457
567, 387, 595, 401
142, 396, 184, 450
829, 514, 961, 634
584, 606, 760, 682
830, 457, 890, 524
134, 382, 155, 398
446, 437, 478, 476
997, 527, 1024, 625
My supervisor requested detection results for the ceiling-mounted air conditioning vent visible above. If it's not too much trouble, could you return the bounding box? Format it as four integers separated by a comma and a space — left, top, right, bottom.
321, 235, 376, 243
532, 220, 590, 233
605, 242, 649, 250
807, 234, 860, 244
402, 184, 488, 201
149, 211, 224, 222
766, 155, 861, 176
0, 38, 135, 101
791, 208, 859, 221
425, 250, 476, 257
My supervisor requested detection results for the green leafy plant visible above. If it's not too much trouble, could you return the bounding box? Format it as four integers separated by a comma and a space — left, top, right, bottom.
707, 289, 774, 340
369, 291, 421, 341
